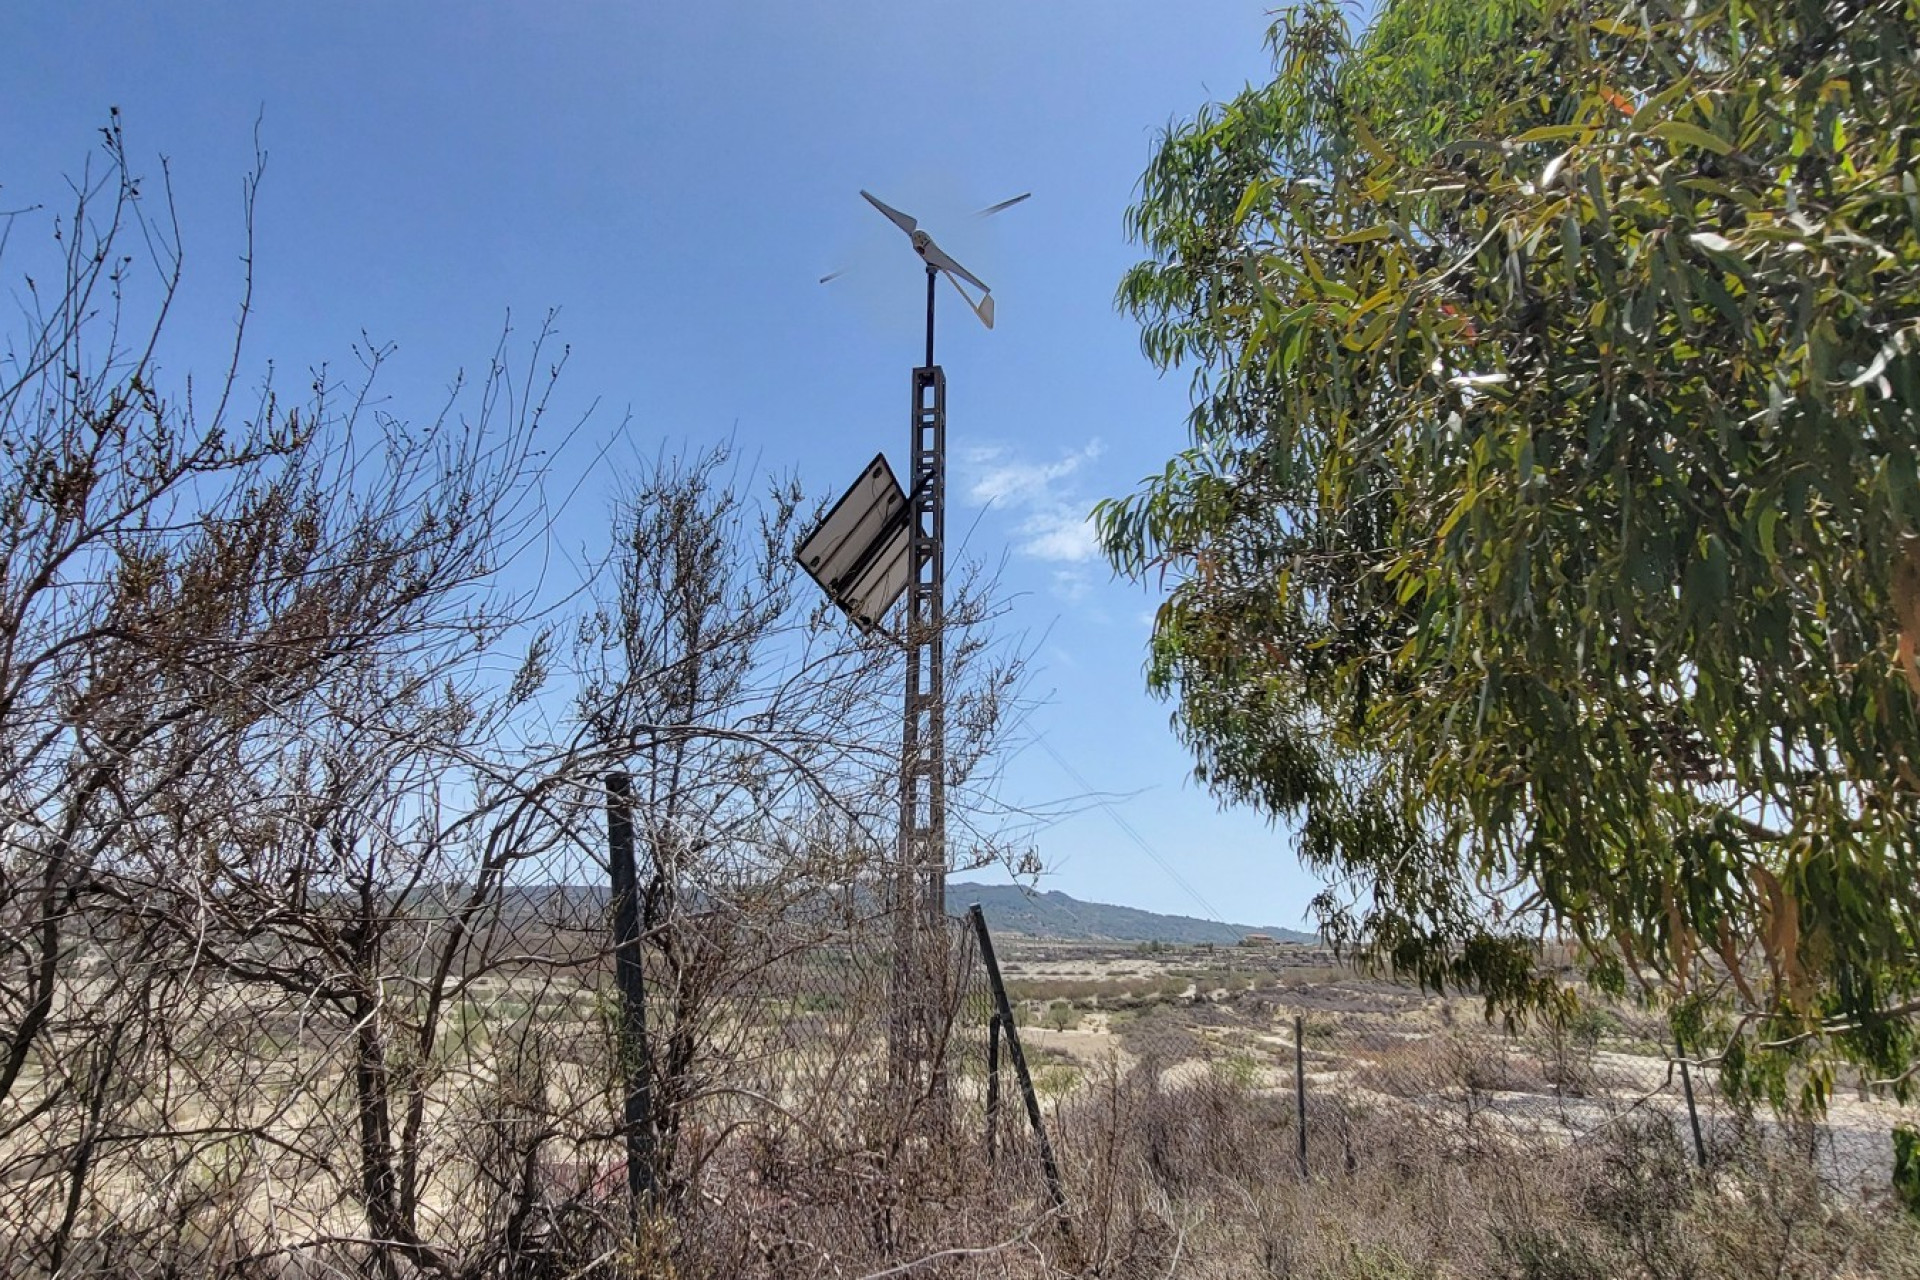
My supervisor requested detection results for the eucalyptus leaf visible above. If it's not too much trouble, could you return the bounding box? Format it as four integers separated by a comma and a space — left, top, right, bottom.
1104, 0, 1920, 1092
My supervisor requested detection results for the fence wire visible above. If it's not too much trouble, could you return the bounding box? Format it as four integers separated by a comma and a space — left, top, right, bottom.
0, 860, 1023, 1278
969, 937, 1920, 1276
987, 938, 1910, 1201
10, 893, 1920, 1279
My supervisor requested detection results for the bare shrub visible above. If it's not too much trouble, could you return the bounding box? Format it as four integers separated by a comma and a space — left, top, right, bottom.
0, 127, 1041, 1279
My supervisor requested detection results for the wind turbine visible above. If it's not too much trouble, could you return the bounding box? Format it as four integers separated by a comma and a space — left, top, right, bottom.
821, 189, 1029, 365
801, 186, 1028, 1098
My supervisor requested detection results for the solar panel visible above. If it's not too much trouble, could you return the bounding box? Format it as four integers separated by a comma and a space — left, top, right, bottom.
796, 453, 912, 634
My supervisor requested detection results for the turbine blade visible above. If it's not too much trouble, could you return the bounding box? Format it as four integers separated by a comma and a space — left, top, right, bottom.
921, 239, 990, 295
942, 270, 995, 330
974, 192, 1032, 218
859, 190, 917, 236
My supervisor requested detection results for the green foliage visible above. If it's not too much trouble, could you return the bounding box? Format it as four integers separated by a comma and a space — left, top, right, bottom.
1215, 1049, 1263, 1089
1101, 0, 1920, 1082
1034, 1062, 1082, 1100
1495, 1226, 1604, 1280
1895, 1125, 1920, 1218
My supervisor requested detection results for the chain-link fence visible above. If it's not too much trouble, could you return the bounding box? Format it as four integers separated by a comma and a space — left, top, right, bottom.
987, 937, 1915, 1191
14, 867, 1920, 1280
0, 849, 1033, 1278
966, 933, 1920, 1275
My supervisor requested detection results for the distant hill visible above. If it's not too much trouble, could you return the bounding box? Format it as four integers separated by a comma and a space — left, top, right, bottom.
950, 881, 1319, 946
480, 881, 1319, 947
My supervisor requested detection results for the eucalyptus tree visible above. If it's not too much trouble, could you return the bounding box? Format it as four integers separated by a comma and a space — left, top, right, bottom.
1099, 0, 1920, 1098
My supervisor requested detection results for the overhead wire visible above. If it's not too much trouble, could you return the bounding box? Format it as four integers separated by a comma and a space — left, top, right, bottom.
1029, 732, 1229, 927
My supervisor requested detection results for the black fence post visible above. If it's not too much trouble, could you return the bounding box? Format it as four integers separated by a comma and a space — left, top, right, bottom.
968, 904, 1069, 1222
1293, 1013, 1309, 1178
606, 772, 657, 1206
1676, 1031, 1708, 1169
986, 1011, 1002, 1168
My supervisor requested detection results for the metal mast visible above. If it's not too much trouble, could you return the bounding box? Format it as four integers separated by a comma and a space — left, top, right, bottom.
907, 264, 947, 930
893, 265, 948, 1089
809, 187, 1024, 1098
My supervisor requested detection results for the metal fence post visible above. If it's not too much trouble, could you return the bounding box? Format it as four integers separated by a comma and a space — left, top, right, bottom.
1294, 1013, 1309, 1178
1676, 1031, 1708, 1169
986, 1011, 1002, 1168
606, 772, 657, 1205
968, 904, 1069, 1222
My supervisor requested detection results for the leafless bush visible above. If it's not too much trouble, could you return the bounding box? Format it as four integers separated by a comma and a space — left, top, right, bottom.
0, 120, 603, 1276
0, 127, 1038, 1278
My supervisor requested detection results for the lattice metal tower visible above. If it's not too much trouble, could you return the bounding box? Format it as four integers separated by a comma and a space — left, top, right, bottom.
891, 268, 949, 1088
809, 189, 1022, 1095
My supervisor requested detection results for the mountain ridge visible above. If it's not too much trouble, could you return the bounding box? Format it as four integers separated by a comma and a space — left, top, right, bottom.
950, 880, 1318, 945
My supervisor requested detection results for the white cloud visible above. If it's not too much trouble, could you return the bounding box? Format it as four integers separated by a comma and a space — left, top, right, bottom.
959, 438, 1105, 566
965, 439, 1103, 507
1021, 510, 1100, 564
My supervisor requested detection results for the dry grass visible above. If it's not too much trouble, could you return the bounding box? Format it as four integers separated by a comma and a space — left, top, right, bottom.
1042, 1064, 1920, 1279
14, 938, 1920, 1278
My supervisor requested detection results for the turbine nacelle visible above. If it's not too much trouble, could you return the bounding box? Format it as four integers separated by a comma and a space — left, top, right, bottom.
849, 189, 1026, 331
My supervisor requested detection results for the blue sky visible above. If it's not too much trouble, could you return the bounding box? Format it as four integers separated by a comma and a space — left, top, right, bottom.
3, 2, 1323, 931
